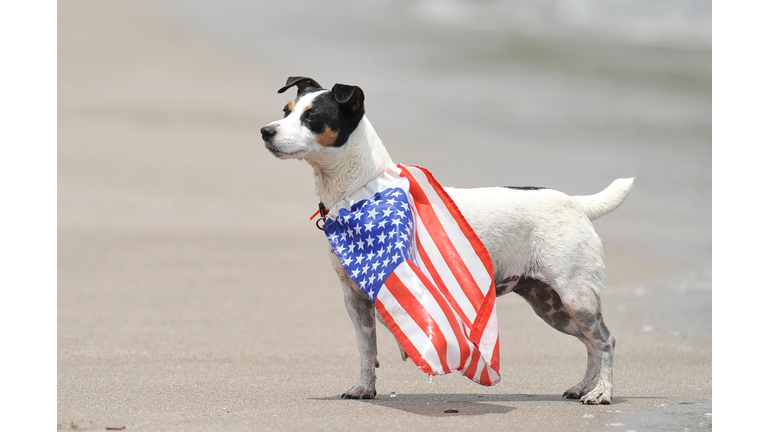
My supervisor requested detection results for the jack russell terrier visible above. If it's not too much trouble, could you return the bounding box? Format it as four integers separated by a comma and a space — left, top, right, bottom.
260, 76, 633, 405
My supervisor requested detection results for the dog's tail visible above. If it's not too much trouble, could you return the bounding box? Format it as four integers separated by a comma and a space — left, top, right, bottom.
573, 178, 635, 221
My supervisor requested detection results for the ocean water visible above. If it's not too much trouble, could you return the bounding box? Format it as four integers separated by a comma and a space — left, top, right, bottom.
145, 0, 712, 335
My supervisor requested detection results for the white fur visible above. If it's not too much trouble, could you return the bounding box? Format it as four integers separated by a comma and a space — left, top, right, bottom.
262, 89, 634, 405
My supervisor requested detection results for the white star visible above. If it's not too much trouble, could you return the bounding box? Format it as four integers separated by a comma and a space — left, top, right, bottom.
391, 218, 402, 227
356, 240, 365, 250
388, 229, 397, 239
386, 198, 396, 206
362, 265, 370, 274
367, 207, 379, 219
382, 207, 393, 217
396, 210, 406, 218
365, 235, 375, 247
377, 220, 388, 229
366, 251, 375, 261
383, 257, 391, 267
354, 224, 362, 234
391, 190, 402, 197
377, 270, 386, 281
368, 289, 375, 299
395, 241, 404, 250
377, 232, 387, 244
364, 221, 374, 232
371, 261, 380, 271
352, 269, 360, 278
343, 257, 352, 266
355, 255, 364, 265
376, 248, 385, 258
353, 211, 363, 220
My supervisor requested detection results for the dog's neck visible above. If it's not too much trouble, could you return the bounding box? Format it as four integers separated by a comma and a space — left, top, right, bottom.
305, 116, 393, 209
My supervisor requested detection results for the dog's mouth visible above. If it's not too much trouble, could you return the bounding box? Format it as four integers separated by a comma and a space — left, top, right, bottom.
264, 142, 306, 159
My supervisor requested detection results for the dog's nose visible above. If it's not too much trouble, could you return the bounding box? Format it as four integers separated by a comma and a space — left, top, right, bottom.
261, 126, 277, 141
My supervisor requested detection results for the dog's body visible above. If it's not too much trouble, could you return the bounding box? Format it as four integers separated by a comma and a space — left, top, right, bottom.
261, 77, 633, 405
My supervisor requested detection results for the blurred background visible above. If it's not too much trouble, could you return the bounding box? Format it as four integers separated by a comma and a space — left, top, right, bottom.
145, 0, 712, 334
58, 0, 711, 430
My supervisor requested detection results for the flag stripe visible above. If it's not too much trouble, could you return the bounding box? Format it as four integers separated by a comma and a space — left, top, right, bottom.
411, 210, 477, 324
414, 167, 496, 279
375, 291, 437, 376
403, 260, 472, 370
385, 269, 451, 373
402, 167, 494, 295
401, 169, 486, 308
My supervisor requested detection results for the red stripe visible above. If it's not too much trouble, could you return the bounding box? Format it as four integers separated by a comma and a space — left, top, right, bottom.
414, 165, 496, 279
375, 300, 435, 376
463, 346, 481, 379
492, 336, 500, 371
406, 261, 472, 370
399, 168, 485, 309
413, 235, 472, 327
470, 293, 496, 346
479, 366, 491, 386
385, 271, 451, 374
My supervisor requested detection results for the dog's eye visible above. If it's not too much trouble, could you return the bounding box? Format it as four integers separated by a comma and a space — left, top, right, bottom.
304, 110, 316, 122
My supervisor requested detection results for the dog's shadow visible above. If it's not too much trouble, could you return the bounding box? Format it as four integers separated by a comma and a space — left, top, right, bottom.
311, 393, 628, 417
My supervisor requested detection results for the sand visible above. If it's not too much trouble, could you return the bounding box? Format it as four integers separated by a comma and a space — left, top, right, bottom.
57, 1, 711, 430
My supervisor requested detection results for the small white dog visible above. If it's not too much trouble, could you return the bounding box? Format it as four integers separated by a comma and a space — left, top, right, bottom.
261, 76, 633, 405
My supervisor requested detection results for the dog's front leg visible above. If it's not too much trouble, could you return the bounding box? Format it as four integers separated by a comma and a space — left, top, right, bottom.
330, 251, 378, 399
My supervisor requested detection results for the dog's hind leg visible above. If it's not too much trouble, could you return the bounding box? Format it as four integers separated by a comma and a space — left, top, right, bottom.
331, 252, 378, 399
512, 277, 615, 404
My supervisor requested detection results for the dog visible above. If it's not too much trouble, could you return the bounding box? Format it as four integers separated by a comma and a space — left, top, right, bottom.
260, 76, 633, 405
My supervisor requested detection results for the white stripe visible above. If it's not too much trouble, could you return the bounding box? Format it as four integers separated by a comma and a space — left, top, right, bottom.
392, 264, 464, 369
407, 168, 493, 294
376, 280, 444, 374
477, 304, 499, 360
410, 208, 477, 324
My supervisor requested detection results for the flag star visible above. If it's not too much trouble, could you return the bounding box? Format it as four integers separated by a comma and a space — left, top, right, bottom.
386, 244, 394, 253
368, 276, 375, 286
365, 235, 375, 247
382, 207, 393, 217
399, 201, 409, 209
391, 190, 402, 197
391, 218, 402, 227
356, 240, 365, 250
377, 232, 387, 244
371, 261, 380, 271
337, 244, 346, 254
340, 231, 348, 241
388, 229, 398, 239
362, 265, 369, 275
355, 255, 364, 265
400, 233, 409, 241
377, 270, 386, 281
343, 257, 352, 266
359, 278, 367, 288
395, 241, 404, 250
367, 207, 379, 219
366, 251, 375, 261
368, 289, 375, 299
376, 248, 385, 258
343, 213, 352, 223
354, 224, 363, 234
364, 221, 374, 232
352, 269, 360, 278
396, 210, 406, 218
376, 220, 387, 229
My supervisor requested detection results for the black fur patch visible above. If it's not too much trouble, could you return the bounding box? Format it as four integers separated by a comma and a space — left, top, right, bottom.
300, 91, 364, 147
504, 186, 547, 190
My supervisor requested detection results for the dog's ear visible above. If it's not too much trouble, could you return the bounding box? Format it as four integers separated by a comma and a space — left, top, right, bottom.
277, 76, 322, 96
332, 84, 365, 117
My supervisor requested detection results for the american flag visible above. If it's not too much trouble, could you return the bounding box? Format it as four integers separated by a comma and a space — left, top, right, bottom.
324, 165, 500, 386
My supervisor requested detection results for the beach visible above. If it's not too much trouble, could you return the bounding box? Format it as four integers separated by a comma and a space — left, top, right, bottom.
58, 1, 712, 430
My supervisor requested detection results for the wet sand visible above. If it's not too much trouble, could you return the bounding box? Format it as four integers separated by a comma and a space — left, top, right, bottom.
58, 1, 711, 430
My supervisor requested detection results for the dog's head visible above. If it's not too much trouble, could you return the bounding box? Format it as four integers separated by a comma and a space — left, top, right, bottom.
261, 76, 365, 160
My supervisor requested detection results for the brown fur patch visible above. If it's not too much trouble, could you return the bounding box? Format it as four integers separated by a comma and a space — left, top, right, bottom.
287, 101, 295, 112
316, 124, 339, 147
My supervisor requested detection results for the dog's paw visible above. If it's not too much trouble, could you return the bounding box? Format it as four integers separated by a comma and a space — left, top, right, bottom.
579, 384, 612, 405
563, 381, 589, 400
341, 384, 377, 399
